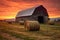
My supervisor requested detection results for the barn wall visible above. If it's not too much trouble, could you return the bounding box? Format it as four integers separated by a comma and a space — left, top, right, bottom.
43, 16, 49, 23
16, 15, 37, 22
16, 15, 49, 23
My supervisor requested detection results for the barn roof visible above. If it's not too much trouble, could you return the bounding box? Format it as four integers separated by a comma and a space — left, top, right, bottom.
16, 5, 48, 17
16, 7, 35, 17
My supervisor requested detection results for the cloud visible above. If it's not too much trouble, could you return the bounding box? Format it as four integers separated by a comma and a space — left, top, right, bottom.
7, 0, 45, 3
0, 0, 60, 19
7, 0, 60, 8
0, 3, 10, 7
49, 0, 60, 11
7, 0, 38, 2
0, 0, 10, 7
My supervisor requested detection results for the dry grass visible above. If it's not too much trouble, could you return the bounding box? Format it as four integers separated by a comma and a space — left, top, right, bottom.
0, 21, 60, 40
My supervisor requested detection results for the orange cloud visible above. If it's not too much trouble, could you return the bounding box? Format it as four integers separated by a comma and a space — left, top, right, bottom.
0, 0, 60, 20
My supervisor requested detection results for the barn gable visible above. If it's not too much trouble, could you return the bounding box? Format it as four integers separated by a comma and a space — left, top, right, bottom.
32, 5, 48, 16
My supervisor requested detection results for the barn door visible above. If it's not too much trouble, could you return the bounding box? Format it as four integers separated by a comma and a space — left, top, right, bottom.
38, 16, 44, 23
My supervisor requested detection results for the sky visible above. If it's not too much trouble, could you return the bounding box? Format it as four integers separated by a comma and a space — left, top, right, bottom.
0, 0, 60, 20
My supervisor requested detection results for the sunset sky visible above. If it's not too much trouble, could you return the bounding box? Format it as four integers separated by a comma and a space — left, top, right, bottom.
0, 0, 60, 20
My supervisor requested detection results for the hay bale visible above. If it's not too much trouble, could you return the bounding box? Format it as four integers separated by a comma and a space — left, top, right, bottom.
48, 21, 54, 25
19, 21, 24, 25
24, 20, 40, 31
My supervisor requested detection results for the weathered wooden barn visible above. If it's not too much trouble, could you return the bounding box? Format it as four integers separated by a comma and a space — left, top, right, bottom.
16, 5, 49, 23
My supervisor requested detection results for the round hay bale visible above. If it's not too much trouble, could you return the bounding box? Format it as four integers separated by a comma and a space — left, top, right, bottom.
24, 20, 40, 31
48, 21, 54, 25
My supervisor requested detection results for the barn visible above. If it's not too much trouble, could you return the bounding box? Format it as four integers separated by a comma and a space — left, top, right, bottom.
16, 5, 49, 23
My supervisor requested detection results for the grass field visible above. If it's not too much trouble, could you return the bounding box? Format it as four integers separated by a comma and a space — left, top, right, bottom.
0, 21, 60, 40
